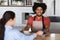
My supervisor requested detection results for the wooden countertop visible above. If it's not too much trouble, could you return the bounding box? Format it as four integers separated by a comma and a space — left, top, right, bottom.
39, 33, 60, 40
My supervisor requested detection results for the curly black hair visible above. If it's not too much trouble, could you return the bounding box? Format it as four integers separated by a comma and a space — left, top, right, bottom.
32, 2, 47, 14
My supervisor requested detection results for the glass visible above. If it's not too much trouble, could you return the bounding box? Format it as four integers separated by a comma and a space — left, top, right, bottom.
11, 0, 24, 6
0, 0, 8, 6
0, 0, 43, 6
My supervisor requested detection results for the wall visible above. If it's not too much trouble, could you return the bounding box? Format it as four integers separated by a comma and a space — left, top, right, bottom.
0, 0, 56, 26
0, 7, 33, 26
0, 6, 54, 26
55, 0, 60, 16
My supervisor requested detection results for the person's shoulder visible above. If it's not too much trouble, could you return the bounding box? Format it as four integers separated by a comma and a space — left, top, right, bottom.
28, 16, 35, 21
44, 16, 50, 21
8, 29, 20, 35
12, 29, 20, 33
6, 29, 21, 39
28, 16, 34, 19
6, 29, 18, 38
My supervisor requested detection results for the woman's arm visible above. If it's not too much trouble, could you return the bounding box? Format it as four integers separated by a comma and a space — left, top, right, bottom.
15, 30, 37, 40
16, 30, 44, 40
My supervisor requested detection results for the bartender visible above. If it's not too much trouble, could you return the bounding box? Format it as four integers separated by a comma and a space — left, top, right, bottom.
23, 3, 50, 36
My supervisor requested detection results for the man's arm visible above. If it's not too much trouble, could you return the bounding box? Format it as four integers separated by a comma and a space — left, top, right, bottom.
45, 25, 50, 37
20, 24, 31, 33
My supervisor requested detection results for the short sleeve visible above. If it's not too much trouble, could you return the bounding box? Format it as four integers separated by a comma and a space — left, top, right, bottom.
44, 17, 50, 26
27, 17, 33, 25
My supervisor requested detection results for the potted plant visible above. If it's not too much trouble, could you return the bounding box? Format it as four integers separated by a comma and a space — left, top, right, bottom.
13, 0, 22, 2
13, 0, 23, 5
0, 0, 4, 5
37, 0, 43, 3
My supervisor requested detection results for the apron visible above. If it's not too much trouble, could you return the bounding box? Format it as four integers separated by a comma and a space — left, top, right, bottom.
32, 21, 43, 30
31, 16, 45, 33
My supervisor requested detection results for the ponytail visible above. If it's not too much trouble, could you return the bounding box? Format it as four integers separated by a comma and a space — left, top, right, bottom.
0, 18, 5, 40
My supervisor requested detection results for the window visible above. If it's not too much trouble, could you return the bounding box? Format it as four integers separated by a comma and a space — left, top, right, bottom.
0, 0, 8, 6
0, 0, 43, 6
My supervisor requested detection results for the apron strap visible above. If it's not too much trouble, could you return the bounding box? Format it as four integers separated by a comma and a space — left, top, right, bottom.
33, 16, 45, 33
42, 16, 45, 29
42, 16, 45, 34
33, 16, 45, 29
33, 16, 36, 21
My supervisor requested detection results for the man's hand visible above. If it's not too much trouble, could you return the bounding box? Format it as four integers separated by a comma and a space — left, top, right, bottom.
36, 31, 43, 36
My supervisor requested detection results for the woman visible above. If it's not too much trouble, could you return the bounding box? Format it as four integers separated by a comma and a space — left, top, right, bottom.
0, 11, 43, 40
24, 3, 50, 36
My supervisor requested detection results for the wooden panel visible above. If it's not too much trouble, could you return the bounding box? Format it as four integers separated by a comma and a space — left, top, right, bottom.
34, 34, 60, 40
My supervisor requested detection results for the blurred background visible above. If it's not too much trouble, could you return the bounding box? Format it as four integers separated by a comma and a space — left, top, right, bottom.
0, 0, 60, 33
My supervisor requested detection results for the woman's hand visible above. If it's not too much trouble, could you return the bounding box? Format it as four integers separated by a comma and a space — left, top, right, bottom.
36, 31, 43, 36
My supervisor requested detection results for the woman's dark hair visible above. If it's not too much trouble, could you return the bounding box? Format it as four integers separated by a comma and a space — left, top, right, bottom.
0, 11, 15, 40
32, 2, 47, 14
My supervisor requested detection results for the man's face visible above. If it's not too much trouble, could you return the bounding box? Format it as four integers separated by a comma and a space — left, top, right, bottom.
35, 7, 43, 16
